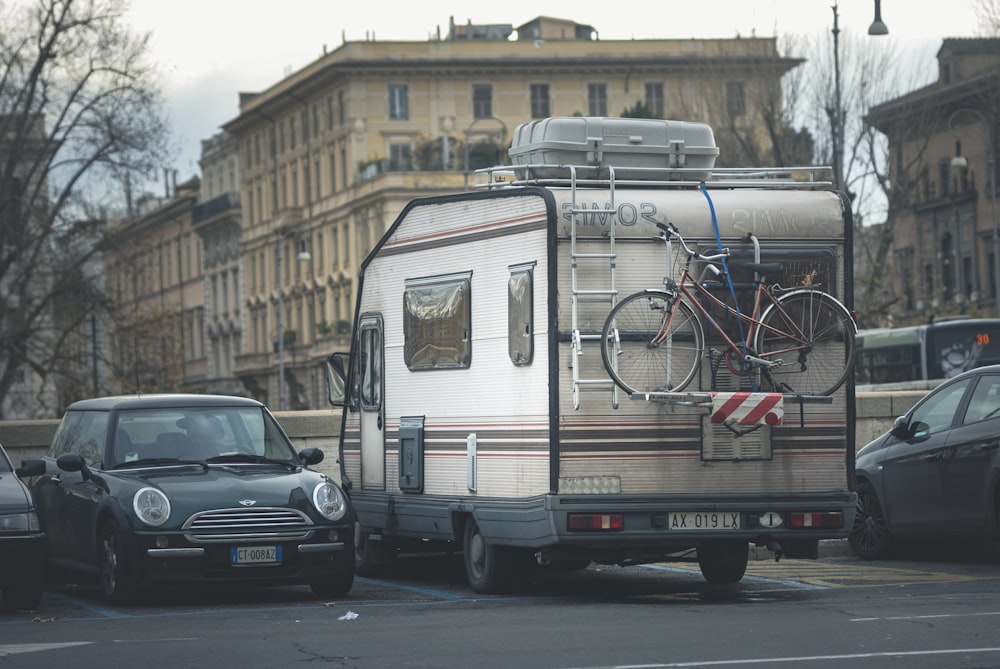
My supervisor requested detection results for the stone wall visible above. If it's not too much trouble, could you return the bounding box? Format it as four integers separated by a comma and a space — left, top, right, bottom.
0, 394, 929, 486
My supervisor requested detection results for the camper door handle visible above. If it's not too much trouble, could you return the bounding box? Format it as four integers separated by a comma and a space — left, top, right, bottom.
378, 415, 382, 430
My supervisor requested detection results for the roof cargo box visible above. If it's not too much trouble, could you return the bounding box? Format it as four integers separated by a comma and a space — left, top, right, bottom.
508, 116, 719, 181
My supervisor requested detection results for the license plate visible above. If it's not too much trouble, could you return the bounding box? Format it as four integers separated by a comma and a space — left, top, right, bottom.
231, 545, 282, 565
668, 512, 741, 530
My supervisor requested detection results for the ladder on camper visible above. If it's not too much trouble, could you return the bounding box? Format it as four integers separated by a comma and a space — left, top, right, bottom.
569, 166, 620, 410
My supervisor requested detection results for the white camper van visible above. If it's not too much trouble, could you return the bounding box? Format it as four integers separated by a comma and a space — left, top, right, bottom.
326, 117, 858, 593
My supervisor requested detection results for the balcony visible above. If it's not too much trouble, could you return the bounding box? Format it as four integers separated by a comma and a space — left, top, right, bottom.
192, 192, 240, 223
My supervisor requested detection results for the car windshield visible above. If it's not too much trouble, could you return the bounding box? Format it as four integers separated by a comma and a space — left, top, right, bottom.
110, 407, 298, 468
0, 448, 11, 473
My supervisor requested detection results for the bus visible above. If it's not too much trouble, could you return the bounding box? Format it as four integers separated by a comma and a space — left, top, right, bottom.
856, 318, 1000, 387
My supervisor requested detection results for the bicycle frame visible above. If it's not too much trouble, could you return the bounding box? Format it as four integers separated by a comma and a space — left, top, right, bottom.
659, 248, 815, 371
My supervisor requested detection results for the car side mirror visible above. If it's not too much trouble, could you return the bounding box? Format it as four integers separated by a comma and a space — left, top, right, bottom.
56, 453, 92, 480
298, 447, 324, 466
889, 415, 911, 440
16, 459, 45, 478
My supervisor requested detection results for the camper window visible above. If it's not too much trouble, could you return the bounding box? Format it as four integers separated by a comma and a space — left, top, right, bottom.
508, 265, 534, 366
403, 273, 472, 370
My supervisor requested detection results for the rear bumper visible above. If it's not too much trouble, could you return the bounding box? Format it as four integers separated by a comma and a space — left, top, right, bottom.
0, 533, 45, 586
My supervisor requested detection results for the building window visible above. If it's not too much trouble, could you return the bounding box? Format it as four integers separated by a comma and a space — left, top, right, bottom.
327, 95, 334, 130
726, 81, 746, 117
588, 83, 607, 116
388, 85, 409, 120
530, 84, 549, 119
645, 83, 664, 117
472, 84, 492, 119
508, 263, 534, 365
403, 273, 472, 370
389, 143, 412, 170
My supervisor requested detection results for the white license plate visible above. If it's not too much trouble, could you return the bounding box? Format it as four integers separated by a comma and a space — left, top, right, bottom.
231, 545, 282, 565
668, 512, 741, 530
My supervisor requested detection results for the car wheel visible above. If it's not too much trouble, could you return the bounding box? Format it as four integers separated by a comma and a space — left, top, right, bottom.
3, 570, 43, 611
849, 481, 893, 560
311, 548, 355, 599
98, 522, 137, 605
463, 517, 517, 594
697, 540, 749, 584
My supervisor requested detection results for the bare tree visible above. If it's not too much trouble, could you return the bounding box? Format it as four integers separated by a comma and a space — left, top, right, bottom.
0, 0, 170, 417
974, 0, 1000, 35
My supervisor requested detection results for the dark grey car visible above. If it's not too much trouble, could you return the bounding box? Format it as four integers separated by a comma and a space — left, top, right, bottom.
850, 365, 1000, 558
0, 442, 45, 610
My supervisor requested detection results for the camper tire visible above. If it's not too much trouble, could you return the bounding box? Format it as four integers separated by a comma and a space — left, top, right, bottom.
355, 524, 396, 576
463, 518, 520, 594
697, 540, 749, 584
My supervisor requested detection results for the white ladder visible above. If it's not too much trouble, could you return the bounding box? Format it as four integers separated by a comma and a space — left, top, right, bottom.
569, 166, 620, 410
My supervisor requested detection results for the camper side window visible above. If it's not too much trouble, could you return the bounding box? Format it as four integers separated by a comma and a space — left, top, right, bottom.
508, 264, 534, 366
403, 273, 472, 370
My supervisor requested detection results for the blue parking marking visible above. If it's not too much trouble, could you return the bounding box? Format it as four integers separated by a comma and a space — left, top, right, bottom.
45, 591, 132, 619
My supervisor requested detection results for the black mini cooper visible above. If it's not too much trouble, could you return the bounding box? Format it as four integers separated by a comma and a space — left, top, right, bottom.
23, 394, 354, 604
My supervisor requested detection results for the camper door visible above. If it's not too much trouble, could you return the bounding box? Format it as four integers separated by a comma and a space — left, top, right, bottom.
358, 315, 385, 490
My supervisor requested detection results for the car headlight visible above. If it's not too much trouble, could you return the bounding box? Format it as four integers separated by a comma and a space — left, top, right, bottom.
0, 511, 39, 533
312, 481, 347, 522
133, 487, 171, 527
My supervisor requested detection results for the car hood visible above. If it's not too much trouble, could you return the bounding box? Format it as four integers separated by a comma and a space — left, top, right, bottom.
139, 465, 325, 500
0, 472, 33, 511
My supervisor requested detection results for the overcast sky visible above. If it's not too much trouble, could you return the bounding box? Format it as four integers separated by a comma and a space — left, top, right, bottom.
123, 0, 985, 183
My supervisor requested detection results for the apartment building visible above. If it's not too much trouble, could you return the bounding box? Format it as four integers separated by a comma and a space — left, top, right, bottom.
221, 15, 800, 410
867, 38, 1000, 324
193, 132, 244, 397
104, 179, 206, 394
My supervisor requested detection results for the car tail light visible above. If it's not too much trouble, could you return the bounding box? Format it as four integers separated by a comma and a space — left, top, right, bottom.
567, 513, 624, 531
789, 512, 844, 529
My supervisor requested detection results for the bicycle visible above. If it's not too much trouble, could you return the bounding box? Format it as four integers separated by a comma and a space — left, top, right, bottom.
600, 221, 856, 396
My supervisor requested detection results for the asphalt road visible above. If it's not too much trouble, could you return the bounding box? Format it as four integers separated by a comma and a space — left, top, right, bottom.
3, 541, 1000, 669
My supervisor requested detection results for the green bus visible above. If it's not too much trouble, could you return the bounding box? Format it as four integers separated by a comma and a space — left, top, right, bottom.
856, 318, 1000, 385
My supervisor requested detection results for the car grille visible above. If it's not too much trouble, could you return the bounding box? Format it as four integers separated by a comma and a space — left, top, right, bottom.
183, 507, 314, 542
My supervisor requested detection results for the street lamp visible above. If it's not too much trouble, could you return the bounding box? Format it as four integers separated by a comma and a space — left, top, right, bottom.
276, 231, 311, 411
949, 108, 1000, 318
868, 0, 889, 35
830, 2, 888, 193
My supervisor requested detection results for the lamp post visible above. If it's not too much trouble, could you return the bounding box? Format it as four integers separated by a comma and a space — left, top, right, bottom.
950, 108, 1000, 318
830, 2, 888, 194
276, 231, 310, 411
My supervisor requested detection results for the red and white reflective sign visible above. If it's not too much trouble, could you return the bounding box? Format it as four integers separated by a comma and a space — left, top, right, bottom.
710, 392, 783, 426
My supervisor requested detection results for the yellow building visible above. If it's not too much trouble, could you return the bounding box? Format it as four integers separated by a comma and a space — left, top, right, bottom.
866, 38, 1000, 325
105, 180, 206, 394
222, 16, 800, 410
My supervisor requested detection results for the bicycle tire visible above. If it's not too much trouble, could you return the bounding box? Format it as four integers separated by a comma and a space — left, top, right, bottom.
601, 290, 703, 394
754, 290, 856, 396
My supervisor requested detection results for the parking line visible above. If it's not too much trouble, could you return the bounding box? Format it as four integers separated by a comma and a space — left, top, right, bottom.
45, 592, 132, 619
354, 576, 469, 600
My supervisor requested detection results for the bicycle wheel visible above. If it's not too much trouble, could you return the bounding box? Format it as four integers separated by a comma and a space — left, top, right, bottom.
754, 290, 855, 396
601, 290, 703, 394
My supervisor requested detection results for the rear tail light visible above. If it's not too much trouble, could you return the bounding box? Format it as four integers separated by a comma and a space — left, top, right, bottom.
567, 513, 624, 531
789, 512, 844, 529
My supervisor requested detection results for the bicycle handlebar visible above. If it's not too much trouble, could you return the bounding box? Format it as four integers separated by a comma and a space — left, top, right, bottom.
655, 220, 729, 263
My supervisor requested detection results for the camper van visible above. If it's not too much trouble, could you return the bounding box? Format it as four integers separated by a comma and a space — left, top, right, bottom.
326, 117, 858, 593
